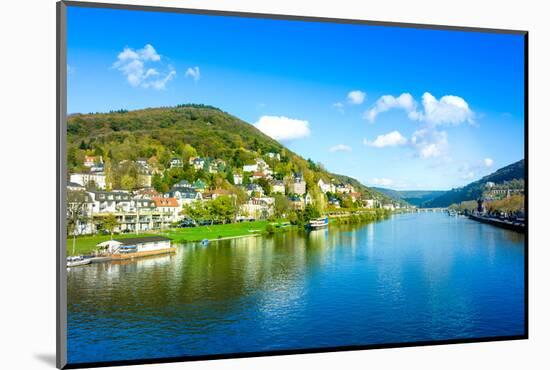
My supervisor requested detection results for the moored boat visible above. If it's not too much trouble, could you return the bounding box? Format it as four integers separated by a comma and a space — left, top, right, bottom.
307, 217, 329, 230
67, 256, 91, 268
96, 236, 175, 260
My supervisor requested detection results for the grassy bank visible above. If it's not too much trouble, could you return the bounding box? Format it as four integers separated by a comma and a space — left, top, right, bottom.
66, 220, 289, 256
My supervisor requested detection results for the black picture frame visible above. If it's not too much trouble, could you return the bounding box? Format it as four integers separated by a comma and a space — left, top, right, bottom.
56, 1, 529, 368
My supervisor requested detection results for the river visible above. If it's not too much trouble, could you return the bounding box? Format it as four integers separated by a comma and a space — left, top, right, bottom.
67, 212, 525, 364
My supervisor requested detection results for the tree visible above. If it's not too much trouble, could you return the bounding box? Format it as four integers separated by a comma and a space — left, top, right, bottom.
256, 177, 272, 195
210, 196, 236, 224
273, 194, 291, 218
67, 192, 90, 256
120, 174, 137, 190
103, 214, 118, 240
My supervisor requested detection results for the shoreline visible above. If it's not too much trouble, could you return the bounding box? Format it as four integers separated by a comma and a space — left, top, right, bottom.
468, 214, 525, 233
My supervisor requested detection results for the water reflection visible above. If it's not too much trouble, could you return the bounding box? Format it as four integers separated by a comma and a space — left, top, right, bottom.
68, 213, 525, 364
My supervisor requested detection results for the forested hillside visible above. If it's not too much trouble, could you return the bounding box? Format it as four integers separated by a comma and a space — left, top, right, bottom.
422, 159, 525, 207
67, 104, 396, 203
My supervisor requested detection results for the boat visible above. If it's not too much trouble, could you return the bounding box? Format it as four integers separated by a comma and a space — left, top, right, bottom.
306, 217, 329, 230
200, 239, 210, 246
96, 236, 175, 260
67, 256, 91, 268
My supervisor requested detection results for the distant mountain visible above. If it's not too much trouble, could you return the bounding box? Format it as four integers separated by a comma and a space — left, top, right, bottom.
372, 188, 445, 207
422, 159, 525, 208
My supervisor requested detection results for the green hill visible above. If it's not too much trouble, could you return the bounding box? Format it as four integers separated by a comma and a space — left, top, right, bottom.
67, 104, 398, 204
422, 159, 525, 208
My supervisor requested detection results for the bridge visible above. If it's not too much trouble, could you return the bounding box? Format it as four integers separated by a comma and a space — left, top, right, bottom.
413, 207, 447, 213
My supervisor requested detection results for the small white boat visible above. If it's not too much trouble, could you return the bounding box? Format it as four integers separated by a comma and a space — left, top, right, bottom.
307, 217, 329, 230
67, 256, 91, 267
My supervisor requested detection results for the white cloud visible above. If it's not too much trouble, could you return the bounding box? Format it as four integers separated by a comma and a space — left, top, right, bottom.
332, 102, 344, 113
364, 92, 474, 126
185, 66, 200, 82
329, 144, 352, 153
368, 178, 394, 186
421, 92, 474, 125
410, 129, 448, 159
347, 90, 366, 105
484, 158, 494, 168
254, 116, 311, 141
113, 44, 175, 90
364, 131, 408, 148
364, 93, 418, 123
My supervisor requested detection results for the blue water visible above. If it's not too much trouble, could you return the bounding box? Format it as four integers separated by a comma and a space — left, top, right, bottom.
67, 212, 525, 364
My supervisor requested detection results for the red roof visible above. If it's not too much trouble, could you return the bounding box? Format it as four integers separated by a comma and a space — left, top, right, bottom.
152, 197, 179, 207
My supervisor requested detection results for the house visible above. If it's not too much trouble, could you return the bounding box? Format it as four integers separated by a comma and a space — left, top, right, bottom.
362, 199, 376, 208
243, 163, 259, 172
233, 173, 243, 185
328, 196, 340, 208
208, 159, 226, 173
288, 195, 305, 210
137, 173, 152, 188
67, 181, 85, 191
251, 171, 265, 180
84, 155, 102, 168
349, 192, 361, 202
168, 188, 202, 205
288, 174, 306, 195
382, 203, 395, 211
152, 197, 180, 222
246, 183, 264, 197
88, 190, 133, 214
267, 152, 281, 160
317, 179, 332, 193
304, 193, 313, 205
193, 179, 207, 192
67, 190, 94, 235
169, 158, 183, 168
272, 180, 285, 194
240, 198, 273, 219
133, 187, 160, 199
189, 157, 206, 171
172, 179, 193, 190
335, 183, 353, 194
70, 172, 107, 190
136, 158, 149, 168
203, 188, 235, 200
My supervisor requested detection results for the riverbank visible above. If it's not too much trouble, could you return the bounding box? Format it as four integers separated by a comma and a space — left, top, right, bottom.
468, 214, 525, 233
66, 220, 292, 256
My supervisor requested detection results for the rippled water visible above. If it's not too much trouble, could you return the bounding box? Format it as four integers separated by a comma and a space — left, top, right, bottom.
67, 212, 525, 364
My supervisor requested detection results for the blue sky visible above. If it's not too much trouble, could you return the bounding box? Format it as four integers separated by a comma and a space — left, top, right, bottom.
67, 6, 525, 190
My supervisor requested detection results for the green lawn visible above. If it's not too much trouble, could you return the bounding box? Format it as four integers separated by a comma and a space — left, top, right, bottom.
66, 220, 288, 256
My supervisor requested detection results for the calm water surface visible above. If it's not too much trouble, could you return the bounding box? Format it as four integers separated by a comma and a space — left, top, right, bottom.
67, 212, 525, 364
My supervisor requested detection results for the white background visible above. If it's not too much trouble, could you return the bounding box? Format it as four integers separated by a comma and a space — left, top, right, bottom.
1, 0, 549, 369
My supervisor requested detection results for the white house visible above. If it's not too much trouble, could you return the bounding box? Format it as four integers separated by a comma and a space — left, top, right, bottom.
267, 152, 281, 160
246, 183, 264, 196
288, 175, 306, 195
88, 191, 133, 213
169, 158, 184, 168
152, 197, 181, 222
363, 199, 376, 208
272, 180, 285, 194
317, 179, 332, 193
240, 198, 273, 219
233, 174, 243, 185
70, 172, 107, 190
243, 163, 259, 172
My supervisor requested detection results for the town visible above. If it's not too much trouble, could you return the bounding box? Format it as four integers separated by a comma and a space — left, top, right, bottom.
67, 150, 401, 239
